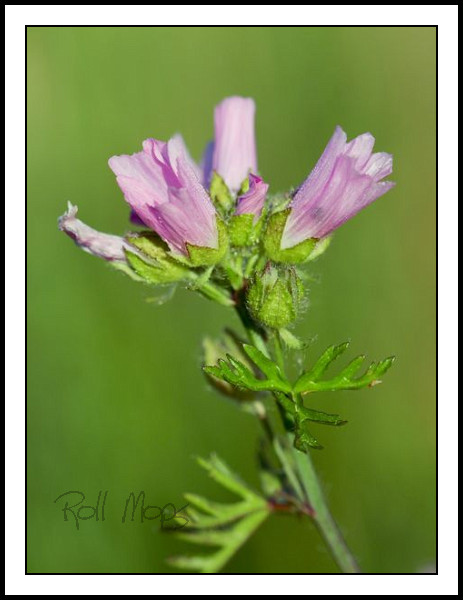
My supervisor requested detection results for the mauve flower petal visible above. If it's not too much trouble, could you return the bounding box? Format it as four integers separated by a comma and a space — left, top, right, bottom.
235, 174, 268, 221
344, 133, 375, 169
109, 150, 168, 198
110, 136, 218, 256
363, 152, 393, 180
283, 156, 369, 246
170, 133, 203, 182
142, 138, 180, 188
59, 203, 128, 262
115, 175, 165, 231
361, 180, 396, 205
174, 152, 218, 248
291, 126, 347, 212
212, 96, 257, 193
282, 127, 394, 247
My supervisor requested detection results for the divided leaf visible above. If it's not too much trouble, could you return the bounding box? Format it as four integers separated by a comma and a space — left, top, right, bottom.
204, 344, 291, 393
294, 342, 395, 394
168, 454, 270, 574
274, 393, 346, 453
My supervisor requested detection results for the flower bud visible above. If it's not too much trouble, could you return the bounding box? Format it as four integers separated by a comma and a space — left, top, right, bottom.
246, 264, 304, 329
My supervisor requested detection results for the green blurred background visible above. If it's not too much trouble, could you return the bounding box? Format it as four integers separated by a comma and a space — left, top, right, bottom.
27, 26, 436, 574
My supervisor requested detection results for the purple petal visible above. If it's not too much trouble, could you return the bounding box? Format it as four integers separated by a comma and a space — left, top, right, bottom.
109, 148, 169, 199
58, 203, 128, 262
170, 133, 203, 183
290, 126, 347, 213
109, 136, 218, 256
235, 174, 268, 222
362, 152, 393, 180
212, 96, 257, 193
282, 127, 395, 248
344, 133, 375, 169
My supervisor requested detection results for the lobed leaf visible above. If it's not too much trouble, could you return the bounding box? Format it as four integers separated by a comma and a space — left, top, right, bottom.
294, 344, 395, 394
203, 344, 292, 394
169, 455, 270, 574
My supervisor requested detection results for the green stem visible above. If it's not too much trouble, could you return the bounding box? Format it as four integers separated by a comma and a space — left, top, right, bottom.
273, 330, 285, 373
235, 303, 360, 573
292, 445, 360, 573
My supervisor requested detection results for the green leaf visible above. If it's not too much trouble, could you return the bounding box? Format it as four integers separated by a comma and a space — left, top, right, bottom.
274, 392, 346, 427
203, 342, 292, 394
297, 406, 347, 426
294, 343, 395, 394
168, 510, 269, 573
242, 344, 284, 382
169, 455, 270, 573
302, 342, 350, 383
202, 332, 256, 401
197, 454, 257, 500
294, 417, 324, 451
273, 394, 345, 454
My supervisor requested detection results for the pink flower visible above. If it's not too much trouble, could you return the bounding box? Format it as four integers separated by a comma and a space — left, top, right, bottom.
211, 97, 258, 193
109, 134, 218, 256
235, 174, 268, 222
58, 203, 129, 261
281, 126, 395, 249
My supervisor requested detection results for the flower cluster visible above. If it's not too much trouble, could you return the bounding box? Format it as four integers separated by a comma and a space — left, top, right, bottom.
59, 96, 394, 329
58, 96, 397, 574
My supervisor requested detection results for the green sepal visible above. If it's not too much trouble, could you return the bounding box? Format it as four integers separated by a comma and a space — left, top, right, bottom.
228, 214, 254, 247
126, 231, 169, 261
124, 252, 188, 284
237, 176, 250, 197
306, 235, 332, 262
209, 172, 234, 213
124, 231, 190, 284
186, 218, 229, 266
263, 209, 317, 264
